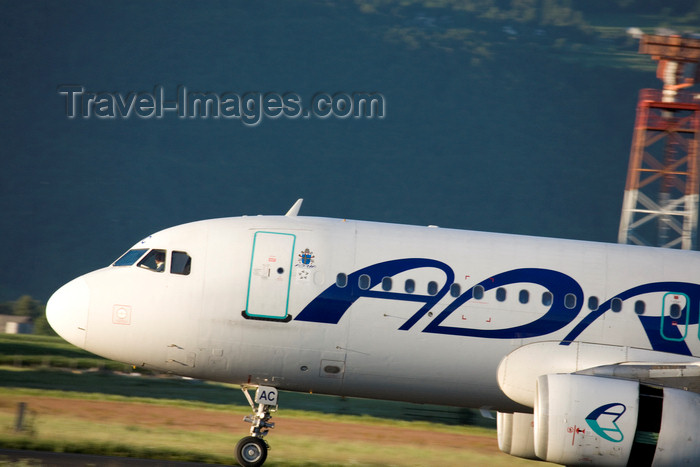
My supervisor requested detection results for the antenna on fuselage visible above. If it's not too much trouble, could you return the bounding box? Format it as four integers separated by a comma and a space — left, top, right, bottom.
285, 198, 303, 217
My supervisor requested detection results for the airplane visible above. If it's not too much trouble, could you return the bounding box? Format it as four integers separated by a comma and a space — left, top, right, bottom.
46, 199, 700, 466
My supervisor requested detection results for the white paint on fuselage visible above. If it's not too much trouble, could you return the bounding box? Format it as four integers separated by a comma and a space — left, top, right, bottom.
47, 214, 700, 413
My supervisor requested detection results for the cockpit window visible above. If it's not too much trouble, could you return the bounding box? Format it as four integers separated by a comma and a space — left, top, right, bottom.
113, 248, 148, 266
138, 249, 166, 272
171, 251, 191, 275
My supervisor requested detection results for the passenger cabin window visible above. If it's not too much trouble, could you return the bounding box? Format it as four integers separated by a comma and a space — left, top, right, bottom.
358, 274, 371, 290
564, 293, 576, 310
473, 285, 484, 300
336, 273, 348, 288
496, 287, 506, 302
138, 249, 166, 272
669, 303, 682, 319
588, 296, 599, 311
519, 290, 529, 304
405, 279, 415, 293
171, 251, 192, 275
427, 281, 438, 296
611, 298, 623, 312
634, 300, 645, 315
542, 292, 553, 307
113, 248, 147, 266
382, 277, 392, 291
450, 283, 461, 297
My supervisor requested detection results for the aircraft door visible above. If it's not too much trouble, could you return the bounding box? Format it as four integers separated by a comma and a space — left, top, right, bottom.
246, 231, 296, 320
660, 292, 689, 341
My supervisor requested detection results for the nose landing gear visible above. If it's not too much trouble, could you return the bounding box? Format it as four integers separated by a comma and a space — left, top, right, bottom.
235, 436, 267, 467
235, 385, 278, 467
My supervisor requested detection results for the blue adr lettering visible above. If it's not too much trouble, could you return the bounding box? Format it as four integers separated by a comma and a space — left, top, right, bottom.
295, 258, 454, 326
423, 268, 583, 339
295, 260, 582, 339
295, 257, 700, 352
561, 281, 700, 356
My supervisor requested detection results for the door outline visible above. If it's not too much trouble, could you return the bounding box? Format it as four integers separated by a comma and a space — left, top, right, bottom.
660, 292, 689, 342
245, 231, 296, 320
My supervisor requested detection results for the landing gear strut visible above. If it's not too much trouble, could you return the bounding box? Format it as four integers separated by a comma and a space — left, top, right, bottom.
235, 385, 278, 467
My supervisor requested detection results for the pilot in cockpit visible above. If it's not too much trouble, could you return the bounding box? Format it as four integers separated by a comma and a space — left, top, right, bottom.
155, 251, 165, 272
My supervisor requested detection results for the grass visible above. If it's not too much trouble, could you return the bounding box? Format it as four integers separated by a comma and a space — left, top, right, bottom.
0, 334, 93, 357
0, 410, 532, 466
0, 335, 535, 465
0, 363, 493, 428
0, 414, 233, 464
0, 334, 133, 372
0, 370, 495, 432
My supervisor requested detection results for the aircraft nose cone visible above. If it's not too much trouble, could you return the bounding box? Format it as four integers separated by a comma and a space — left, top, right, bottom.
46, 277, 90, 348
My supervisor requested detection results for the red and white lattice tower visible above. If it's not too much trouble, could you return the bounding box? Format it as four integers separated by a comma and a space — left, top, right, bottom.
618, 34, 700, 249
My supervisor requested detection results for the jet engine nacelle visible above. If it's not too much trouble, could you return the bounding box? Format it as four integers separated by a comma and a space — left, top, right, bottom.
497, 411, 537, 460
534, 373, 700, 466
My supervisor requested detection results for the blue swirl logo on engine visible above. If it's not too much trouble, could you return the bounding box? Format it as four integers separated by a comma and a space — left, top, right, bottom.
585, 403, 627, 443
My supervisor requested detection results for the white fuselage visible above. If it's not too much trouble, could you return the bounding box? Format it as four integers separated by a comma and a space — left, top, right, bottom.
47, 215, 700, 412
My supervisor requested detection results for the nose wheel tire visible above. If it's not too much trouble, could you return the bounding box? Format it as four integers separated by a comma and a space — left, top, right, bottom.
235, 436, 268, 467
